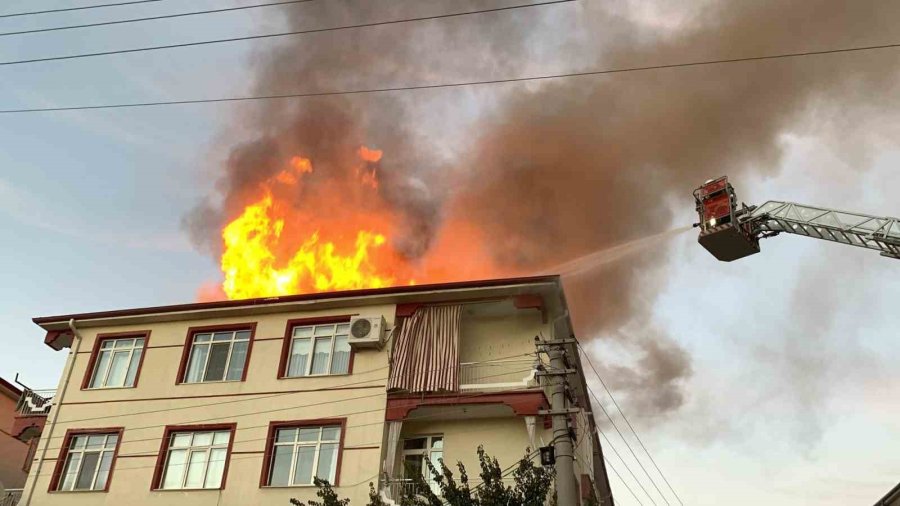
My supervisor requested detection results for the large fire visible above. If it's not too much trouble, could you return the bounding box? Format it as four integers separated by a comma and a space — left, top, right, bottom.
218, 147, 418, 300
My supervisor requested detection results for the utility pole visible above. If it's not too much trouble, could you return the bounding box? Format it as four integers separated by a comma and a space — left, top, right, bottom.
537, 337, 579, 506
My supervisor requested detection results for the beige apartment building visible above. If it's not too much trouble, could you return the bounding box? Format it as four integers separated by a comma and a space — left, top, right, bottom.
11, 276, 612, 505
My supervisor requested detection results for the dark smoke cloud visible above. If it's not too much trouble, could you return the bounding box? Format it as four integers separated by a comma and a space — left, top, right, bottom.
185, 0, 900, 422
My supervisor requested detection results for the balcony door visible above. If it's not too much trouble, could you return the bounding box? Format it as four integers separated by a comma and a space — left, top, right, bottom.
401, 435, 443, 496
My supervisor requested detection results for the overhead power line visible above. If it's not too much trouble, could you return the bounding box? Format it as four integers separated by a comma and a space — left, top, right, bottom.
0, 0, 318, 38
578, 341, 685, 506
2, 40, 900, 114
0, 0, 166, 19
0, 0, 575, 66
604, 455, 645, 506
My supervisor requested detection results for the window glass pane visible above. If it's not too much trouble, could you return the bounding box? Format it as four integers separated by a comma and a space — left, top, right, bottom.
213, 431, 230, 446
86, 435, 106, 449
135, 338, 145, 347
125, 348, 143, 387
276, 428, 297, 443
331, 335, 350, 374
114, 339, 134, 349
235, 330, 251, 341
205, 448, 226, 488
293, 326, 313, 338
60, 453, 82, 490
314, 325, 336, 336
336, 324, 350, 334
204, 343, 230, 381
107, 434, 119, 446
310, 337, 332, 375
298, 428, 318, 442
101, 340, 115, 349
403, 438, 426, 450
292, 446, 316, 485
317, 443, 338, 483
171, 433, 192, 448
321, 427, 340, 441
72, 436, 87, 449
194, 333, 212, 343
106, 351, 130, 387
269, 445, 293, 486
162, 449, 187, 489
94, 451, 114, 490
432, 437, 443, 450
185, 344, 209, 383
403, 455, 423, 478
184, 451, 207, 488
193, 432, 213, 447
75, 452, 100, 490
287, 338, 311, 377
226, 341, 248, 381
89, 350, 111, 388
212, 332, 233, 342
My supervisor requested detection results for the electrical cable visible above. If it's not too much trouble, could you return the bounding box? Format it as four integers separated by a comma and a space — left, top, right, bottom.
4, 39, 900, 114
0, 0, 575, 66
0, 0, 166, 19
595, 424, 657, 506
0, 0, 317, 37
603, 455, 644, 506
577, 341, 684, 505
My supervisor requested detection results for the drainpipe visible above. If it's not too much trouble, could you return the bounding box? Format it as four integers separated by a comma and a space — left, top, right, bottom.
21, 319, 84, 506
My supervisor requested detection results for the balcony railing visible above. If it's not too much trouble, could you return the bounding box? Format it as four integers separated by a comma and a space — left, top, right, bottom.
1, 489, 22, 506
15, 388, 55, 416
458, 359, 538, 391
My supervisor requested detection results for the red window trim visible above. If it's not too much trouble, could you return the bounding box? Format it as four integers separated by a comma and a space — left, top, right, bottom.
150, 423, 237, 491
175, 323, 257, 385
48, 427, 125, 493
277, 316, 354, 379
258, 418, 347, 488
80, 331, 151, 390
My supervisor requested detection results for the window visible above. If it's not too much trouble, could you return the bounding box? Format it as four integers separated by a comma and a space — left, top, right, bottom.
181, 328, 252, 383
264, 423, 342, 486
55, 432, 120, 492
158, 428, 233, 490
23, 437, 39, 473
285, 323, 351, 377
402, 435, 443, 495
87, 337, 145, 389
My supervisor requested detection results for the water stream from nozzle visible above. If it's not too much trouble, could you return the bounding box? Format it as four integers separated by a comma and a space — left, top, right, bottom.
540, 225, 693, 277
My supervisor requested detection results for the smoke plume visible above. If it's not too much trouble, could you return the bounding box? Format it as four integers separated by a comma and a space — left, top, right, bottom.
185, 0, 900, 421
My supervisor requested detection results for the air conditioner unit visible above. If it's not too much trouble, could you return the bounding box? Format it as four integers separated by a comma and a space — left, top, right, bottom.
348, 316, 386, 349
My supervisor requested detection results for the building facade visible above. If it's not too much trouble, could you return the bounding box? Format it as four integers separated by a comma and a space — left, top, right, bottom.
15, 276, 612, 505
1, 377, 30, 501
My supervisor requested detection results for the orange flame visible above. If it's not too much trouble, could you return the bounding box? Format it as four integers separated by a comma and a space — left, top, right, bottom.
218, 148, 416, 300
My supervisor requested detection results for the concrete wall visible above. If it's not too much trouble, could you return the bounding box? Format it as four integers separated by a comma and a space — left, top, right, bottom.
22, 305, 395, 505
0, 390, 29, 489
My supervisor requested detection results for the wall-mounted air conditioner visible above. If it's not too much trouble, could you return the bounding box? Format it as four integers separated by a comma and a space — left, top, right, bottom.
348, 316, 386, 349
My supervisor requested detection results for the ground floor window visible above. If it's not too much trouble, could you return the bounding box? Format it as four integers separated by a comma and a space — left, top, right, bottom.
56, 432, 120, 491
158, 427, 233, 490
266, 424, 342, 486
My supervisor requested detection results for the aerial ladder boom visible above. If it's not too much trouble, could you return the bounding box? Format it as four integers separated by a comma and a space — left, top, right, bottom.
693, 176, 900, 261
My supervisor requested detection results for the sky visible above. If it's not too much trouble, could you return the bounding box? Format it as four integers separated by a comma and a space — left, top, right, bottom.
0, 1, 898, 505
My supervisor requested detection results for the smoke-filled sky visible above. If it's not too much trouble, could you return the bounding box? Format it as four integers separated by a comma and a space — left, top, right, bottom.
1, 0, 898, 504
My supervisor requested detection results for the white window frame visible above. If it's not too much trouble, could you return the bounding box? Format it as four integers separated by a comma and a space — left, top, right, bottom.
285, 323, 351, 378
183, 329, 251, 383
58, 433, 119, 491
267, 425, 342, 487
159, 430, 232, 490
401, 434, 444, 494
88, 337, 145, 389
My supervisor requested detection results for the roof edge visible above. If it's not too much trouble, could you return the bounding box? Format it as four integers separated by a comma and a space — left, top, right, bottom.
34, 275, 561, 327
0, 376, 22, 400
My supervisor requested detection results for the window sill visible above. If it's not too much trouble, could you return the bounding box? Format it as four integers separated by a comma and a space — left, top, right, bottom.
177, 380, 244, 385
151, 487, 224, 492
278, 373, 351, 380
50, 489, 108, 493
82, 385, 135, 391
261, 484, 341, 489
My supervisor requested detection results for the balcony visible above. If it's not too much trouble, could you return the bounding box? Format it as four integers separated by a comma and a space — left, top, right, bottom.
0, 489, 22, 506
11, 388, 55, 442
458, 358, 539, 391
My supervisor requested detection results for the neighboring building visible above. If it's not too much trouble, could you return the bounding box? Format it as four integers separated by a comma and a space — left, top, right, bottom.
17, 275, 612, 505
0, 377, 30, 494
876, 481, 900, 506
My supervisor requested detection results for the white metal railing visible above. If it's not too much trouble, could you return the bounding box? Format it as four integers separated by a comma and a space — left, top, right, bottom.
15, 388, 55, 416
458, 359, 538, 391
1, 489, 22, 506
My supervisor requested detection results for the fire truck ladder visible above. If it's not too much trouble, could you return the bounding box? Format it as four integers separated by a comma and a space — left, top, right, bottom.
746, 201, 900, 259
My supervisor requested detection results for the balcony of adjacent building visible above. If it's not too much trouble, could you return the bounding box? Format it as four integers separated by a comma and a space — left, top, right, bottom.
0, 489, 22, 506
10, 387, 55, 443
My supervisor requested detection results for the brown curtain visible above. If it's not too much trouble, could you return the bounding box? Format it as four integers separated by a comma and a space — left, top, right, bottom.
388, 305, 462, 393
